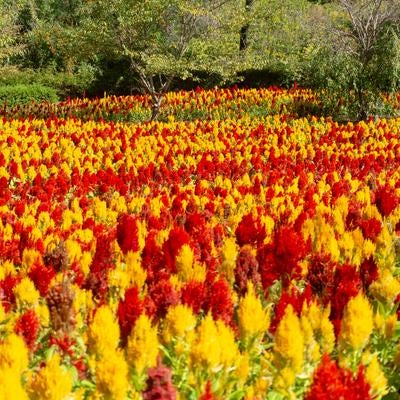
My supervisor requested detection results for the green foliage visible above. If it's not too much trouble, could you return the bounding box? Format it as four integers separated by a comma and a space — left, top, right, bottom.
0, 84, 59, 107
300, 1, 400, 120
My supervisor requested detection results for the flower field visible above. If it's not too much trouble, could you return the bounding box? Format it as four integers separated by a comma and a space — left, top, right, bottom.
1, 87, 400, 399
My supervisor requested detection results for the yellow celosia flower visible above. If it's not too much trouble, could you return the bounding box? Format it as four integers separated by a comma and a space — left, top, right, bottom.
369, 269, 400, 303
163, 304, 197, 343
0, 367, 28, 400
36, 303, 50, 327
124, 251, 147, 290
216, 320, 238, 367
302, 301, 335, 355
365, 355, 388, 397
236, 352, 250, 382
339, 292, 373, 351
29, 353, 73, 400
79, 251, 92, 277
175, 244, 195, 282
22, 248, 41, 271
318, 313, 335, 355
190, 313, 221, 371
95, 349, 129, 400
384, 313, 398, 339
0, 333, 29, 374
64, 239, 82, 264
362, 239, 376, 259
13, 277, 40, 308
220, 238, 238, 284
88, 305, 120, 356
273, 305, 304, 390
238, 282, 269, 341
126, 314, 159, 374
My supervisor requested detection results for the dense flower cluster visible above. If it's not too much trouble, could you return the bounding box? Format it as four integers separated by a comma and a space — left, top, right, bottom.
0, 87, 400, 399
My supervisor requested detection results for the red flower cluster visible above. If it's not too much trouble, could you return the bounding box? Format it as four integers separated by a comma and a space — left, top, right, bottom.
14, 309, 40, 350
306, 354, 371, 400
117, 214, 140, 254
258, 225, 309, 291
117, 286, 143, 343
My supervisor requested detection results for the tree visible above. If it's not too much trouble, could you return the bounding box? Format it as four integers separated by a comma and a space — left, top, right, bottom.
0, 1, 25, 69
239, 0, 254, 51
302, 0, 400, 120
337, 0, 400, 119
233, 0, 314, 85
83, 0, 238, 120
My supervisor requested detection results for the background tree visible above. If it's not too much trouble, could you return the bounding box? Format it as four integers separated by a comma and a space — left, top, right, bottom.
302, 0, 400, 120
0, 1, 25, 70
338, 0, 400, 119
83, 0, 238, 120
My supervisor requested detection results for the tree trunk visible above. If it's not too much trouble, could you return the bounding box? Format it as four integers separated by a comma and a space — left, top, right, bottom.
239, 0, 253, 51
151, 94, 163, 121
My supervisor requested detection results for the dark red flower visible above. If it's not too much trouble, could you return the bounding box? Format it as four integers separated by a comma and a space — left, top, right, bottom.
117, 286, 143, 343
330, 264, 362, 336
234, 246, 261, 295
306, 253, 336, 303
146, 279, 179, 320
204, 278, 233, 326
360, 257, 379, 290
143, 358, 177, 400
375, 185, 398, 217
181, 280, 207, 314
359, 217, 382, 241
0, 273, 21, 311
116, 213, 139, 254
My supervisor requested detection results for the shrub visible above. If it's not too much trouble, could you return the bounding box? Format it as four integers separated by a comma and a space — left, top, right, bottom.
0, 84, 59, 107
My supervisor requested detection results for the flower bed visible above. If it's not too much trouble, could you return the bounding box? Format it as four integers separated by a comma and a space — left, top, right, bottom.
0, 88, 400, 399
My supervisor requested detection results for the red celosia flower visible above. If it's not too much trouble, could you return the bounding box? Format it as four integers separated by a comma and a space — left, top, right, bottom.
0, 273, 21, 311
234, 246, 261, 295
15, 309, 40, 350
162, 226, 191, 274
330, 264, 362, 336
28, 262, 56, 296
116, 213, 139, 254
204, 278, 233, 326
85, 231, 115, 302
235, 213, 266, 247
213, 224, 225, 248
375, 185, 398, 217
143, 358, 177, 400
306, 253, 336, 303
258, 225, 309, 291
306, 354, 371, 400
359, 217, 382, 241
184, 213, 212, 263
360, 257, 379, 290
49, 333, 76, 357
270, 286, 312, 333
345, 200, 363, 230
142, 231, 167, 283
200, 381, 216, 400
181, 280, 207, 315
117, 286, 143, 343
146, 279, 179, 320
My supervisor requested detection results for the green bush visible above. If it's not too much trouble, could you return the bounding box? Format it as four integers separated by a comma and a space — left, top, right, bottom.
0, 84, 59, 107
